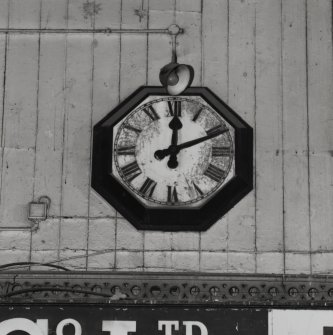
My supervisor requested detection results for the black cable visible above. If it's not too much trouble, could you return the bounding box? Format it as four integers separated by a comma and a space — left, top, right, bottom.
0, 262, 70, 271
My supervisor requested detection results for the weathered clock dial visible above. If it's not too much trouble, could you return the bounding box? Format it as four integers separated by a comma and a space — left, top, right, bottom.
112, 97, 235, 208
92, 87, 253, 231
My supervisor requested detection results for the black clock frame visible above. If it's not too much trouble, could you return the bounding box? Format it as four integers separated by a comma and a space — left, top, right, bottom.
92, 86, 253, 231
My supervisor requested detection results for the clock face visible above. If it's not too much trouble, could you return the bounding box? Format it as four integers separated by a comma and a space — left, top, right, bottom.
112, 96, 235, 208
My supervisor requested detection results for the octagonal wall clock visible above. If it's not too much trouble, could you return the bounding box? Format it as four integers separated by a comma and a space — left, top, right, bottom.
92, 87, 253, 231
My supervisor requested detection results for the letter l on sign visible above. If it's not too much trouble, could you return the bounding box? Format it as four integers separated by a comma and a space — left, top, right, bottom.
103, 321, 136, 335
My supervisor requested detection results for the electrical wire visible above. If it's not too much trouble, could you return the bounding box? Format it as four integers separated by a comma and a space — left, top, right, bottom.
0, 250, 114, 272
0, 262, 70, 272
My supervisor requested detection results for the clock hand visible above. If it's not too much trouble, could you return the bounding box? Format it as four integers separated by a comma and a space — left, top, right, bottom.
167, 114, 182, 168
154, 127, 228, 160
177, 127, 228, 150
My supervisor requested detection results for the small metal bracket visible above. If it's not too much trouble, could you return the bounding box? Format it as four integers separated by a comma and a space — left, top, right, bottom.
167, 24, 183, 35
28, 196, 51, 230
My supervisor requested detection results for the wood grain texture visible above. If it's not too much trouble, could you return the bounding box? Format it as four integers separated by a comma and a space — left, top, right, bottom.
59, 0, 93, 269
227, 0, 255, 254
0, 0, 9, 29
202, 0, 228, 99
88, 0, 121, 218
9, 0, 40, 29
34, 0, 67, 217
86, 0, 121, 265
61, 0, 93, 217
307, 0, 333, 252
0, 1, 9, 230
31, 0, 68, 258
0, 0, 40, 227
147, 6, 174, 85
176, 8, 201, 86
119, 0, 149, 100
0, 3, 7, 204
115, 0, 148, 269
40, 0, 67, 28
282, 0, 310, 256
200, 0, 228, 264
255, 0, 284, 253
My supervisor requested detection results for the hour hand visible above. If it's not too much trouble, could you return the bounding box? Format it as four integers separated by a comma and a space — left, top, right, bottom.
169, 114, 182, 131
167, 112, 182, 168
169, 114, 182, 146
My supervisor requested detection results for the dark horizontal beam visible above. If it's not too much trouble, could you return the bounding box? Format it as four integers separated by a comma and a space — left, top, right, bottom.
0, 271, 333, 306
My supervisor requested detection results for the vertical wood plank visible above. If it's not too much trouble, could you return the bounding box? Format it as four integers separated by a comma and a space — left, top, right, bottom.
175, 6, 201, 87
59, 0, 94, 268
87, 0, 121, 268
147, 4, 174, 85
9, 0, 40, 28
89, 0, 121, 218
115, 0, 148, 269
200, 0, 229, 262
34, 0, 67, 217
61, 0, 93, 217
40, 0, 68, 28
282, 0, 310, 258
0, 0, 8, 145
308, 0, 333, 252
0, 0, 41, 227
31, 0, 68, 263
120, 0, 149, 100
227, 0, 256, 254
202, 0, 228, 99
0, 0, 9, 28
176, 0, 201, 13
255, 0, 284, 253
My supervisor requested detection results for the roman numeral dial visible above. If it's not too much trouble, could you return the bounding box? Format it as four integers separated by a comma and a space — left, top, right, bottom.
167, 100, 181, 117
206, 124, 228, 136
143, 106, 159, 121
212, 146, 233, 157
193, 182, 204, 196
117, 146, 136, 155
167, 186, 179, 204
139, 178, 157, 197
192, 108, 203, 122
113, 96, 235, 207
120, 161, 141, 182
204, 164, 226, 183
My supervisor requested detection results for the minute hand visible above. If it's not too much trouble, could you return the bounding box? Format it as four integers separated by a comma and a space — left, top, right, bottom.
154, 128, 228, 161
177, 128, 228, 150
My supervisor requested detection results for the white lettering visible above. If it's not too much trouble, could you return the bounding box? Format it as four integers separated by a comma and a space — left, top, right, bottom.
183, 321, 208, 335
0, 318, 47, 335
158, 321, 179, 335
103, 321, 136, 335
56, 319, 82, 335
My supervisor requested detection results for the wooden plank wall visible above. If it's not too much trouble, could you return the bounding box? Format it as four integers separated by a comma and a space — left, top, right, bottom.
0, 0, 332, 274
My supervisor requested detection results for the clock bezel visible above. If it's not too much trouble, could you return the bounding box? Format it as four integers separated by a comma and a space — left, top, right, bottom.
92, 86, 253, 231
